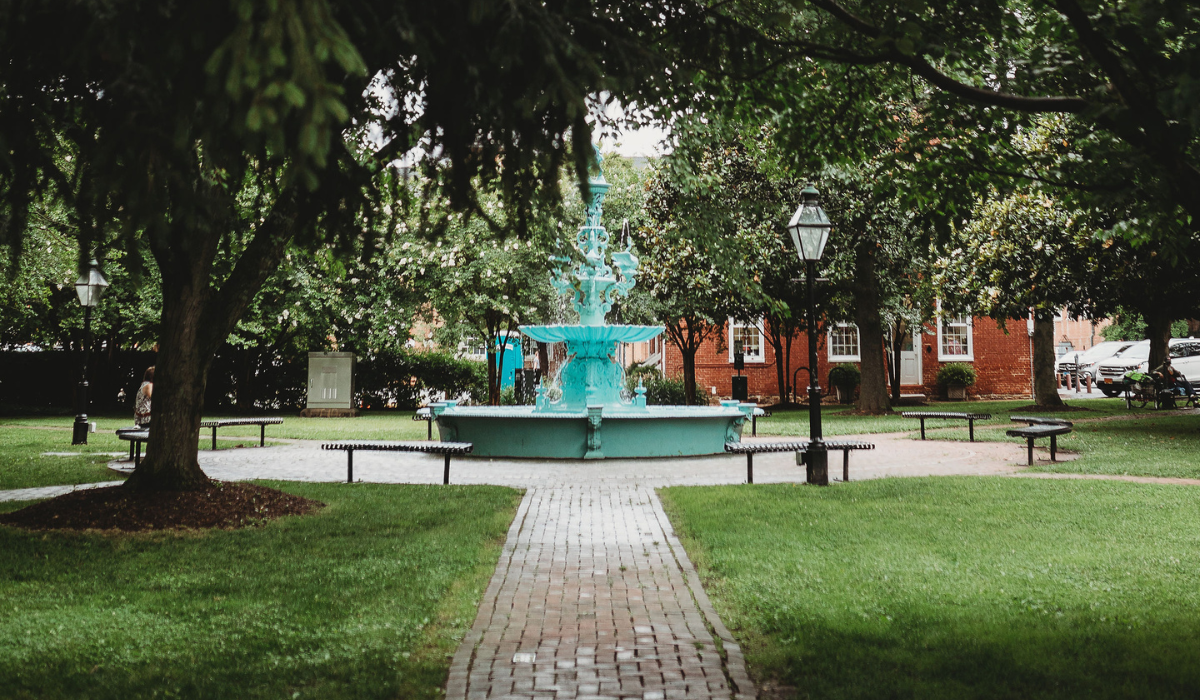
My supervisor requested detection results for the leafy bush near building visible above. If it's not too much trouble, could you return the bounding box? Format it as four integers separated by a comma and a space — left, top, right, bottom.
937, 363, 978, 387
357, 349, 487, 409
625, 368, 691, 405
828, 364, 861, 392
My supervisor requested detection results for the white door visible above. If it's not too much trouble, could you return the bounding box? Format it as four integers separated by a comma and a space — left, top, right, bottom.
900, 331, 921, 385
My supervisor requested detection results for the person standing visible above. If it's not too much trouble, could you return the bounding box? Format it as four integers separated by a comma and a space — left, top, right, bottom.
134, 366, 154, 427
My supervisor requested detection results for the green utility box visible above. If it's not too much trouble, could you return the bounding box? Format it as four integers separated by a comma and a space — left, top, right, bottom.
303, 352, 357, 416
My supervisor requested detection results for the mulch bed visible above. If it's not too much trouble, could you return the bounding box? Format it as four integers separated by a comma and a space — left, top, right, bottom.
0, 481, 323, 533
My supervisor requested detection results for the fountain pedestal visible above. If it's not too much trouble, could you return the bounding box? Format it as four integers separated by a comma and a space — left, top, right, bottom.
432, 147, 754, 459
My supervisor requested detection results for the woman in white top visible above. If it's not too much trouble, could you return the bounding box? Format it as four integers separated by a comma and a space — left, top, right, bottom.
134, 366, 154, 427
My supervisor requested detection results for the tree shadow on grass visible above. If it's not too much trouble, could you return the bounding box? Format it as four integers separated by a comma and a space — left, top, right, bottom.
751, 612, 1200, 700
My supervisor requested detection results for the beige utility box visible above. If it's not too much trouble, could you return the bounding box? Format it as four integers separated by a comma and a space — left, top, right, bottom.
302, 352, 357, 416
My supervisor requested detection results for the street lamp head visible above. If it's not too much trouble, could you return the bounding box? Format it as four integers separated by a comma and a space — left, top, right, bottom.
74, 258, 109, 308
787, 185, 832, 261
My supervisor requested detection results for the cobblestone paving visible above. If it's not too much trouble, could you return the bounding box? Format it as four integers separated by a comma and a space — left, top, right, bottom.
446, 484, 753, 700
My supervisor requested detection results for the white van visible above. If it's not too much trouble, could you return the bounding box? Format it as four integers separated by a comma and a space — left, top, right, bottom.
1095, 338, 1200, 396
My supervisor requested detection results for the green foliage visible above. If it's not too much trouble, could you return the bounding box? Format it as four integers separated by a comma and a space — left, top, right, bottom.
937, 363, 977, 387
625, 369, 690, 406
661, 476, 1200, 699
1102, 310, 1190, 342
0, 482, 520, 699
357, 349, 487, 409
828, 363, 861, 391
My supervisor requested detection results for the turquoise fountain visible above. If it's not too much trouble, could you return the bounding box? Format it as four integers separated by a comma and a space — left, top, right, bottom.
430, 150, 753, 458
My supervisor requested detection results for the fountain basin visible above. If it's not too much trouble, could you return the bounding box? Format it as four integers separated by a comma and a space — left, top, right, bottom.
431, 402, 753, 459
520, 324, 663, 344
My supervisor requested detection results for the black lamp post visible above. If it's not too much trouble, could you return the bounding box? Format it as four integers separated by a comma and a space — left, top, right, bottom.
72, 258, 109, 445
786, 186, 832, 485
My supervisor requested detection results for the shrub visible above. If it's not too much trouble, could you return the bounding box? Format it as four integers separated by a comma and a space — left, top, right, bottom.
828, 363, 861, 391
625, 369, 690, 405
357, 349, 488, 409
937, 362, 977, 387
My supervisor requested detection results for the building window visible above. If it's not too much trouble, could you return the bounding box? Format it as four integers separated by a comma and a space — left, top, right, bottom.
827, 322, 860, 362
937, 309, 974, 361
729, 318, 765, 363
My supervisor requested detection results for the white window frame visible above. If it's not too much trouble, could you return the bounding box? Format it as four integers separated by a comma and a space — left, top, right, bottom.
728, 318, 766, 364
936, 302, 974, 361
827, 322, 861, 362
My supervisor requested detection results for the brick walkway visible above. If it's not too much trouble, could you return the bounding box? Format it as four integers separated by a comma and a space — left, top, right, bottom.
447, 485, 753, 700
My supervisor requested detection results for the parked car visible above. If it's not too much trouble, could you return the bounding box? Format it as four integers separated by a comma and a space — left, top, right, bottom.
1096, 338, 1200, 396
1097, 341, 1150, 396
1072, 340, 1134, 386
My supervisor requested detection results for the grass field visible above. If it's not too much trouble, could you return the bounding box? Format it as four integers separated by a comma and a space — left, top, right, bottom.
0, 482, 520, 700
0, 424, 273, 491
0, 412, 428, 442
755, 398, 1131, 438
661, 477, 1200, 699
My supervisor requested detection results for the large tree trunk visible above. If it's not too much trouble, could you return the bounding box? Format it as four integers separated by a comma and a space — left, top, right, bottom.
124, 250, 218, 491
124, 188, 301, 491
1146, 313, 1173, 372
853, 245, 891, 414
681, 346, 699, 405
1032, 312, 1065, 408
766, 321, 787, 405
887, 322, 905, 403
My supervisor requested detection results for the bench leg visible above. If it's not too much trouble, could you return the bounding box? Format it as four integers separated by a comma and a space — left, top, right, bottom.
969, 419, 975, 442
1051, 434, 1057, 462
444, 454, 451, 485
135, 441, 142, 468
746, 453, 754, 484
211, 426, 218, 451
129, 441, 135, 461
752, 415, 757, 437
843, 450, 849, 482
260, 424, 266, 447
920, 418, 926, 440
347, 448, 354, 483
427, 420, 432, 441
1027, 437, 1034, 466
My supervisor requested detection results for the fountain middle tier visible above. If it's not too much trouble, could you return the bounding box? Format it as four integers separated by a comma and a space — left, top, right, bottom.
519, 324, 663, 411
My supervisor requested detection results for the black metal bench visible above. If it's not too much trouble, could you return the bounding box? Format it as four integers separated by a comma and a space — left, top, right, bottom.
1011, 415, 1074, 427
725, 440, 874, 484
901, 411, 993, 441
116, 427, 150, 466
199, 417, 284, 450
321, 441, 474, 484
1005, 424, 1073, 465
414, 407, 433, 440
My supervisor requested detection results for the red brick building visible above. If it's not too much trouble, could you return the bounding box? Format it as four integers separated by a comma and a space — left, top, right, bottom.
658, 313, 1036, 404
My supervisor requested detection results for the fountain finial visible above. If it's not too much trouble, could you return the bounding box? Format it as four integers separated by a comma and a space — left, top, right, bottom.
550, 146, 640, 326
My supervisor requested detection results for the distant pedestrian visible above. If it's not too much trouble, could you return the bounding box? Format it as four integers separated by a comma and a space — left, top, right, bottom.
135, 366, 154, 427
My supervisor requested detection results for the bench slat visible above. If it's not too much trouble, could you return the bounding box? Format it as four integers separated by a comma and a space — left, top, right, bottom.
901, 412, 992, 419
321, 441, 474, 454
321, 441, 474, 485
1010, 415, 1073, 427
199, 418, 284, 428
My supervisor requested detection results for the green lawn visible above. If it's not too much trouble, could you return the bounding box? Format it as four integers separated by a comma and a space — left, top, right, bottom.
661, 477, 1200, 699
0, 424, 273, 491
0, 481, 520, 700
0, 427, 127, 490
755, 398, 1131, 438
0, 412, 428, 442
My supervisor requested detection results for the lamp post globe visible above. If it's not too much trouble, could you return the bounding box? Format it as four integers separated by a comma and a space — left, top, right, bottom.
72, 259, 109, 445
787, 186, 832, 485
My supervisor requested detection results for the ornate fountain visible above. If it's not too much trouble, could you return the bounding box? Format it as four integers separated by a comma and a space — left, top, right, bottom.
430, 150, 752, 459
